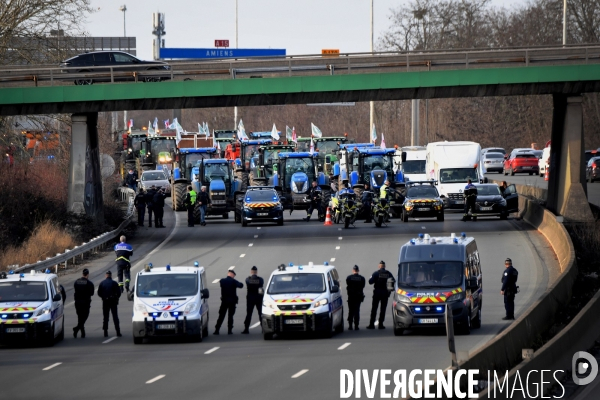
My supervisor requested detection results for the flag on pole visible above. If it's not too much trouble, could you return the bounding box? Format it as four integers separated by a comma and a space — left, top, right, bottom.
311, 123, 323, 138
198, 123, 204, 135
286, 126, 293, 141
164, 119, 170, 129
237, 119, 248, 141
153, 117, 158, 131
169, 118, 182, 144
371, 123, 377, 143
271, 123, 280, 140
380, 132, 386, 149
127, 119, 133, 134
291, 126, 297, 143
204, 122, 210, 137
212, 130, 216, 148
148, 121, 155, 135
309, 136, 315, 154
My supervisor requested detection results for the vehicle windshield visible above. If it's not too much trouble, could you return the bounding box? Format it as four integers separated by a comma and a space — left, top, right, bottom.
214, 131, 237, 140
142, 172, 167, 181
185, 153, 213, 165
406, 186, 439, 198
267, 273, 326, 294
243, 144, 261, 160
485, 153, 504, 159
263, 148, 291, 163
402, 160, 426, 174
284, 157, 316, 186
150, 139, 176, 154
364, 155, 394, 175
315, 141, 340, 154
476, 185, 501, 196
439, 168, 478, 183
398, 262, 464, 288
0, 281, 48, 302
131, 137, 145, 153
486, 149, 505, 154
136, 274, 198, 297
203, 163, 231, 183
246, 191, 278, 202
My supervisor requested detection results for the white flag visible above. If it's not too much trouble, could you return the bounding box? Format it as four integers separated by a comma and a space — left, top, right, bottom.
371, 123, 377, 143
271, 123, 280, 140
309, 136, 315, 154
237, 119, 248, 140
380, 132, 386, 149
198, 123, 203, 135
172, 118, 182, 145
148, 121, 155, 135
205, 122, 210, 137
212, 130, 216, 148
153, 117, 158, 131
311, 123, 323, 138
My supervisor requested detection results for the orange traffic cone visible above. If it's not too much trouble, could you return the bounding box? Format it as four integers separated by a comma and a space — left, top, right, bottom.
544, 165, 550, 181
324, 207, 333, 226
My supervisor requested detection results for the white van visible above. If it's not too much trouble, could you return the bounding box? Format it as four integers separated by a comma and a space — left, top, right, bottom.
132, 263, 209, 344
426, 141, 482, 210
538, 146, 551, 177
261, 263, 343, 340
0, 270, 65, 346
400, 146, 427, 182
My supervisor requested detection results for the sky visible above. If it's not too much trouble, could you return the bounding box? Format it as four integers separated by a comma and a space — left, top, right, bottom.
85, 0, 524, 61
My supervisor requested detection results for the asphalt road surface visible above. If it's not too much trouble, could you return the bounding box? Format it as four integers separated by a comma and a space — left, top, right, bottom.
0, 204, 555, 400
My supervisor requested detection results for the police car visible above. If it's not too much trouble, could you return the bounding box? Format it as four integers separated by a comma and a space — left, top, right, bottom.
131, 263, 210, 344
0, 270, 65, 346
261, 263, 344, 340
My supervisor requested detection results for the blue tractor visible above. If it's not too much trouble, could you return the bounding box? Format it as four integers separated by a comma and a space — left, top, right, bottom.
196, 159, 238, 220
171, 147, 219, 211
228, 139, 273, 192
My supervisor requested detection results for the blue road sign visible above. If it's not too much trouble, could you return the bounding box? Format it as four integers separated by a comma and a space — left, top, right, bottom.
160, 48, 286, 59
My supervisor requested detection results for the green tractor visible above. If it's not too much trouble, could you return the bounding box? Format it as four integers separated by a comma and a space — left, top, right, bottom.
249, 144, 296, 187
296, 136, 349, 175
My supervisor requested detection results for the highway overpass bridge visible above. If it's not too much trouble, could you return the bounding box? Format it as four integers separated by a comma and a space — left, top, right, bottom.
0, 44, 598, 221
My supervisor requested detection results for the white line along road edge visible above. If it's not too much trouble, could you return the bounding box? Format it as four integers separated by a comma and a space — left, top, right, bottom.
292, 369, 309, 379
146, 375, 166, 384
43, 363, 62, 371
205, 347, 220, 354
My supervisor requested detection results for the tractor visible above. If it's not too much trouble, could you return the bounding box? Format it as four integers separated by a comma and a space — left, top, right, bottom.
249, 144, 296, 187
140, 135, 177, 175
171, 147, 219, 211
224, 139, 273, 192
296, 136, 350, 175
213, 130, 237, 157
195, 159, 238, 220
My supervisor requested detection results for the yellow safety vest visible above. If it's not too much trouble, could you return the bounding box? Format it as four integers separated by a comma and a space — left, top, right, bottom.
189, 190, 197, 204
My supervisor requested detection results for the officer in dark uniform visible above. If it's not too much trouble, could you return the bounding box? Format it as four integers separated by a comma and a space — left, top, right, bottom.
462, 178, 478, 221
72, 268, 94, 338
362, 183, 374, 223
153, 187, 167, 228
303, 181, 323, 222
114, 235, 133, 293
214, 269, 244, 335
346, 265, 366, 330
501, 258, 519, 320
134, 188, 146, 226
242, 266, 264, 334
145, 185, 157, 227
97, 270, 121, 338
366, 261, 394, 329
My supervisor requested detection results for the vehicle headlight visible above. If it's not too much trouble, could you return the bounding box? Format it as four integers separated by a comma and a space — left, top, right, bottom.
446, 292, 465, 302
34, 307, 51, 317
165, 156, 172, 162
184, 302, 199, 315
405, 201, 414, 207
263, 300, 278, 310
396, 294, 412, 304
135, 304, 148, 317
314, 298, 329, 308
159, 156, 166, 162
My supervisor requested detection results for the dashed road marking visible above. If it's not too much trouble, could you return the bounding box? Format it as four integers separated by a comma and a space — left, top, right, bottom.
330, 258, 336, 262
257, 227, 261, 230
338, 342, 351, 350
254, 235, 258, 238
146, 375, 165, 384
212, 279, 220, 284
205, 347, 220, 354
421, 226, 426, 229
229, 266, 236, 270
250, 322, 261, 329
248, 243, 253, 247
240, 254, 246, 258
43, 363, 62, 371
292, 369, 309, 378
338, 228, 342, 231
335, 246, 340, 250
103, 337, 118, 344
338, 237, 343, 240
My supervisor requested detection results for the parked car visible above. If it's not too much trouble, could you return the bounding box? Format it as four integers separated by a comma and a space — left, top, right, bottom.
503, 152, 539, 176
473, 183, 518, 219
139, 170, 171, 196
481, 152, 504, 174
587, 156, 600, 183
60, 51, 170, 85
538, 146, 551, 177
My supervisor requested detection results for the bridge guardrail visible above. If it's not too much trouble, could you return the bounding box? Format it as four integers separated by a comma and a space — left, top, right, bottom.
8, 187, 136, 274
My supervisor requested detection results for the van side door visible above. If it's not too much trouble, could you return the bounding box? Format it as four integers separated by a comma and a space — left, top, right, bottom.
200, 270, 209, 320
328, 272, 342, 325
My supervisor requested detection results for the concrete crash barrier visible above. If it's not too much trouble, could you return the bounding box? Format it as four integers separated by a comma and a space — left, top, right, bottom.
491, 178, 548, 203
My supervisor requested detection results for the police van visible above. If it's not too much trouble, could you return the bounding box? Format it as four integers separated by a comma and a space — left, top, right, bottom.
131, 263, 209, 344
0, 270, 65, 346
261, 262, 344, 340
391, 233, 482, 336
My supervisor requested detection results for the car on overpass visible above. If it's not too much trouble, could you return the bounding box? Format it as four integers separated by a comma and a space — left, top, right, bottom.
60, 51, 170, 85
503, 152, 539, 176
586, 156, 600, 183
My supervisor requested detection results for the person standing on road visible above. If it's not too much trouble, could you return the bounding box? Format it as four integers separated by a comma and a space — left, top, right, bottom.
72, 268, 94, 338
134, 188, 146, 227
214, 269, 243, 335
97, 270, 122, 338
303, 181, 323, 222
362, 183, 374, 223
346, 265, 366, 330
242, 266, 264, 334
367, 261, 394, 330
145, 185, 157, 227
197, 186, 211, 226
462, 178, 478, 222
125, 169, 137, 192
114, 235, 133, 293
185, 185, 197, 227
501, 258, 519, 320
153, 187, 167, 228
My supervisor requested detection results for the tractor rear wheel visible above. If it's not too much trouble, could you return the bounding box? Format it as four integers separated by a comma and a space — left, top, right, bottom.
236, 170, 249, 192
173, 182, 187, 211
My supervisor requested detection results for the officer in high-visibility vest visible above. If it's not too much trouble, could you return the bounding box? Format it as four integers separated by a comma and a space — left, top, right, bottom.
185, 185, 197, 227
114, 235, 133, 293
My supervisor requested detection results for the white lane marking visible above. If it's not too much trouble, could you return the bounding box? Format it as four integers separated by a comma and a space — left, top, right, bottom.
103, 337, 118, 344
250, 322, 261, 329
335, 246, 340, 250
205, 347, 220, 354
132, 210, 180, 271
338, 228, 342, 231
330, 258, 336, 262
254, 235, 258, 238
415, 218, 421, 221
338, 237, 343, 240
229, 266, 235, 270
240, 254, 246, 258
212, 279, 220, 284
292, 369, 309, 378
257, 227, 261, 230
146, 375, 166, 384
338, 342, 351, 350
43, 363, 62, 371
248, 243, 253, 247
421, 226, 426, 229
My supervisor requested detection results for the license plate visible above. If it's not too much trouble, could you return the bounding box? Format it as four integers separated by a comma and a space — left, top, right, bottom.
213, 200, 226, 204
480, 206, 493, 211
522, 166, 532, 169
6, 328, 26, 333
390, 201, 395, 205
418, 318, 438, 324
417, 207, 430, 211
284, 319, 303, 325
156, 324, 175, 329
455, 200, 464, 204
257, 213, 269, 216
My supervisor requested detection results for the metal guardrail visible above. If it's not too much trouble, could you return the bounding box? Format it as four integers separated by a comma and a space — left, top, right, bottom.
9, 187, 136, 274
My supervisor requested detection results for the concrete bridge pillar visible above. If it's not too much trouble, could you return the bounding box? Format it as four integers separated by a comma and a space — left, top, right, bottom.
67, 113, 104, 222
547, 95, 593, 222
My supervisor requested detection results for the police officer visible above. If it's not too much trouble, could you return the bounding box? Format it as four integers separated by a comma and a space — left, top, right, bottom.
367, 261, 394, 329
185, 185, 197, 227
214, 269, 243, 335
145, 185, 157, 227
303, 181, 323, 222
346, 265, 365, 330
362, 183, 374, 223
134, 188, 146, 226
501, 258, 519, 320
462, 178, 478, 221
72, 268, 94, 338
242, 266, 264, 334
380, 179, 391, 199
97, 270, 121, 338
153, 187, 167, 228
114, 235, 133, 293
